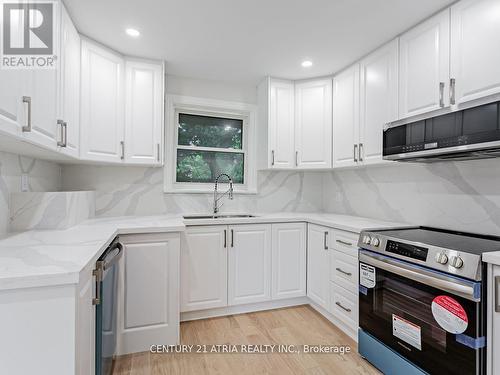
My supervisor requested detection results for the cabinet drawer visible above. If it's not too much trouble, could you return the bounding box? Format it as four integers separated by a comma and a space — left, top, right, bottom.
330, 251, 358, 294
330, 230, 359, 257
330, 283, 358, 330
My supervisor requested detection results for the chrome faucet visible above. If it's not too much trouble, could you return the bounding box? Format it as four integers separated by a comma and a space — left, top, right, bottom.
213, 173, 234, 214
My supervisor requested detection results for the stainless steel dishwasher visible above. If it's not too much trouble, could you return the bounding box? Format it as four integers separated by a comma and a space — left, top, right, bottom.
93, 238, 123, 375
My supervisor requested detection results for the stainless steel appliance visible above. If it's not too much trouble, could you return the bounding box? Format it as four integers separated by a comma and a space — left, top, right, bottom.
383, 100, 500, 162
93, 239, 123, 375
358, 227, 500, 375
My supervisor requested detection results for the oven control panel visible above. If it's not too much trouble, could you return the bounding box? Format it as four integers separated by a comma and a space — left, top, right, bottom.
357, 229, 484, 281
385, 240, 428, 261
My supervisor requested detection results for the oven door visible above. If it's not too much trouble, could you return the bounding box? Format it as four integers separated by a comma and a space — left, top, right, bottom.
359, 250, 485, 375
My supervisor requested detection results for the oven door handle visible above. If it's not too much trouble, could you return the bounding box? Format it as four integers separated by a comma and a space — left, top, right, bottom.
359, 251, 481, 302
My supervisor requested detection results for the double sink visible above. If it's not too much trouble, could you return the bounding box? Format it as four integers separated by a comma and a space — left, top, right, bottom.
183, 214, 257, 220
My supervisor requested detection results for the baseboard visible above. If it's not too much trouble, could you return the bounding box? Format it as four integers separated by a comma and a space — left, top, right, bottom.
180, 297, 310, 321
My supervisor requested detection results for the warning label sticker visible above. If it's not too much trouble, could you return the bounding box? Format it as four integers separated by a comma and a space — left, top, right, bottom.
392, 314, 422, 351
431, 295, 468, 334
360, 264, 376, 288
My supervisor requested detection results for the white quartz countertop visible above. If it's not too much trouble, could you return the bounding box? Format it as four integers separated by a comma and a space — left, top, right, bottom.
482, 252, 500, 266
0, 212, 404, 291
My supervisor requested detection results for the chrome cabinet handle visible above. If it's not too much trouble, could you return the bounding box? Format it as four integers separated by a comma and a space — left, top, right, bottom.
439, 82, 445, 107
22, 96, 31, 132
450, 78, 456, 105
157, 143, 160, 163
224, 230, 227, 248
336, 267, 352, 277
324, 231, 329, 250
336, 239, 353, 247
231, 229, 234, 247
57, 120, 67, 147
336, 301, 352, 313
295, 151, 298, 167
496, 276, 500, 313
120, 141, 125, 160
271, 150, 275, 166
63, 122, 67, 147
353, 144, 358, 162
57, 119, 64, 146
359, 143, 363, 162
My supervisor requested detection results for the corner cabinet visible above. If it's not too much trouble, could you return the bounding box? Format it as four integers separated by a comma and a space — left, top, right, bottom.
295, 79, 333, 169
117, 233, 180, 355
307, 224, 330, 310
124, 60, 164, 165
80, 39, 125, 163
80, 38, 164, 166
258, 77, 332, 170
398, 9, 450, 119
333, 39, 397, 168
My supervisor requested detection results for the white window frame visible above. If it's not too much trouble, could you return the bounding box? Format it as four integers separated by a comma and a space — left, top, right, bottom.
165, 94, 257, 194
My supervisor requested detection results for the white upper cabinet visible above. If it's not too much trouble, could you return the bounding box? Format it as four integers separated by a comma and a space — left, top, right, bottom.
333, 64, 360, 168
23, 67, 59, 150
58, 5, 80, 158
359, 39, 398, 165
0, 69, 28, 137
295, 78, 333, 169
399, 9, 450, 119
124, 60, 164, 165
451, 0, 500, 106
80, 38, 125, 163
268, 78, 295, 168
228, 224, 272, 305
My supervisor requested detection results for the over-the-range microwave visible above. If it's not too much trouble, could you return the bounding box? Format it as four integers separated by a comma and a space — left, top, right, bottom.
383, 101, 500, 162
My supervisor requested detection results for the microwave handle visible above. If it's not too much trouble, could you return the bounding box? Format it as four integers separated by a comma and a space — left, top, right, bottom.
359, 251, 480, 302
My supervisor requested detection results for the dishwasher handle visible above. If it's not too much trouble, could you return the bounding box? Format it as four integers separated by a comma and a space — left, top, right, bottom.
92, 240, 123, 305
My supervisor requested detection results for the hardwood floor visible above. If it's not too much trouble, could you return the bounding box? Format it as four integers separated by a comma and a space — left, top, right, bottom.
113, 305, 380, 375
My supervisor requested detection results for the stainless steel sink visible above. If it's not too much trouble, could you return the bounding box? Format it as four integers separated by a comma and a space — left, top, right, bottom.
183, 214, 257, 220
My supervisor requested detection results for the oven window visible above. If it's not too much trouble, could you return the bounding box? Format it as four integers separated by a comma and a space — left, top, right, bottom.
359, 262, 483, 375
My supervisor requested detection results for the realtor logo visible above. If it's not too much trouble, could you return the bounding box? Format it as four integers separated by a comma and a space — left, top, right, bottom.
1, 0, 58, 69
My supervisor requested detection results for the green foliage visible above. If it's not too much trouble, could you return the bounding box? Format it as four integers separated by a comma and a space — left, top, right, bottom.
176, 113, 245, 184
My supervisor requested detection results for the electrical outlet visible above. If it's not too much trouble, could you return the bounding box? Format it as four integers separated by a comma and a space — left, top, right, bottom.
21, 174, 29, 192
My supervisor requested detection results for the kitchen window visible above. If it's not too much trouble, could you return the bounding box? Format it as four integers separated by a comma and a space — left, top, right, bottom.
165, 95, 257, 193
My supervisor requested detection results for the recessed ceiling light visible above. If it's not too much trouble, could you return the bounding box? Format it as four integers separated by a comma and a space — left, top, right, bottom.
125, 28, 140, 37
301, 60, 313, 68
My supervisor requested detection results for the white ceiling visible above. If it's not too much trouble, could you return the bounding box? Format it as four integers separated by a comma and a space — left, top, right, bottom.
64, 0, 455, 85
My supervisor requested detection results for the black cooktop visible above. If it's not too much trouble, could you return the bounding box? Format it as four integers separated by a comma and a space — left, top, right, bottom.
375, 227, 500, 255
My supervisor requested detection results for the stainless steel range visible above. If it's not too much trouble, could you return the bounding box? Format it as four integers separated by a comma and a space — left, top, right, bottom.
357, 227, 500, 375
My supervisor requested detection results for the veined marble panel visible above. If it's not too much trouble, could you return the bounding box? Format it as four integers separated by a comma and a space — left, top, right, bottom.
10, 191, 95, 232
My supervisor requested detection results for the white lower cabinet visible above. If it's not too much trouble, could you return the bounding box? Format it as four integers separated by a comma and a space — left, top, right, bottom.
76, 267, 95, 375
181, 226, 228, 312
228, 224, 272, 305
307, 224, 330, 310
181, 222, 306, 313
488, 264, 500, 375
117, 233, 180, 355
272, 223, 307, 299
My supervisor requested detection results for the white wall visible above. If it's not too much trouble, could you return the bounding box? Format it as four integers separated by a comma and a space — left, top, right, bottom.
323, 159, 500, 236
0, 151, 61, 235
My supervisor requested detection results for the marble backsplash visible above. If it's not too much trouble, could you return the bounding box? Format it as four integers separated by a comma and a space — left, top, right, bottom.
61, 165, 324, 217
322, 158, 500, 236
0, 151, 61, 235
10, 191, 95, 232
